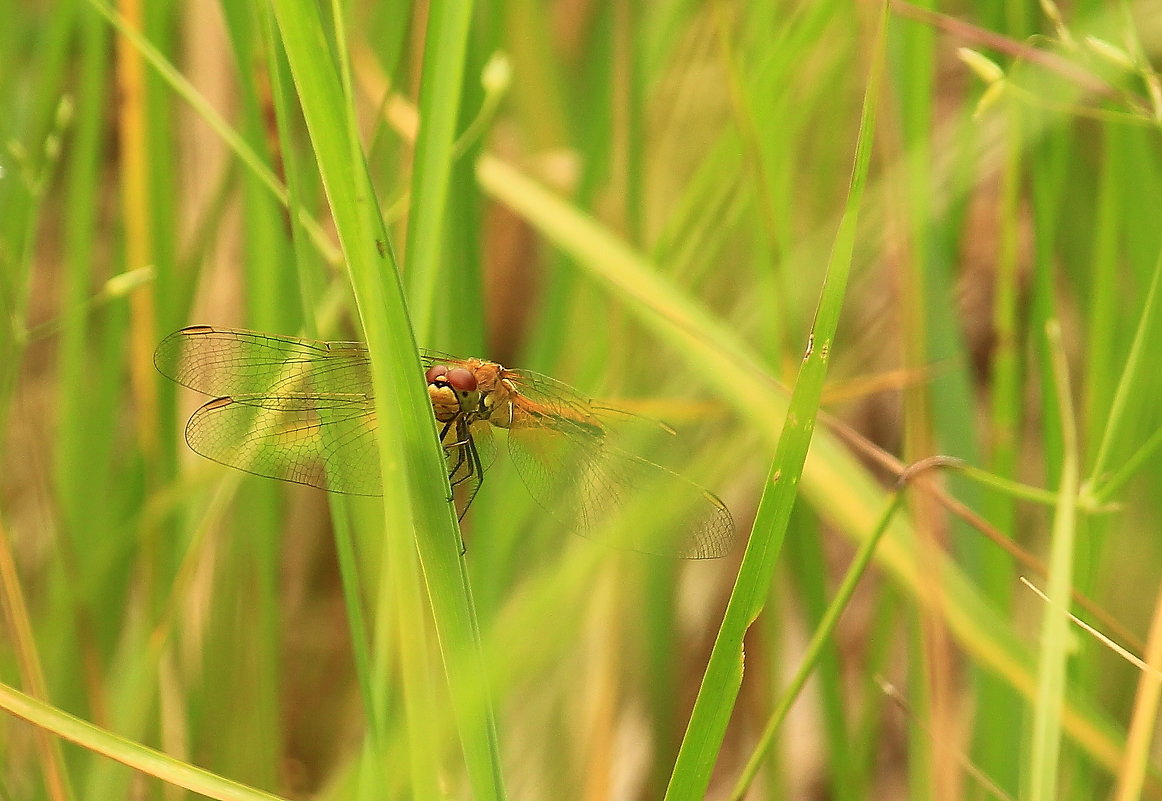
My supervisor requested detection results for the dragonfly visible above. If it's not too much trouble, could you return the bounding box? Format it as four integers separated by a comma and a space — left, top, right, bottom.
154, 325, 734, 558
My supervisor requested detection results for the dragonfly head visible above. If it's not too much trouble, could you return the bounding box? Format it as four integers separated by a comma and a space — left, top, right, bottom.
426, 364, 482, 422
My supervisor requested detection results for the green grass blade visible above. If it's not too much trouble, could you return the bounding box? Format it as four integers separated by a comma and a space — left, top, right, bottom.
729, 488, 908, 800
1029, 321, 1081, 801
660, 5, 886, 796
268, 3, 505, 800
404, 0, 474, 340
0, 682, 289, 801
1087, 249, 1162, 495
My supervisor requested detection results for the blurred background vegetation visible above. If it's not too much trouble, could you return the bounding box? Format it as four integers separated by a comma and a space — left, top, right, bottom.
4, 0, 1162, 799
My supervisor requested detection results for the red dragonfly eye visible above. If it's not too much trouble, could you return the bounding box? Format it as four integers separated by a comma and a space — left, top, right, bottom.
445, 367, 477, 393
426, 364, 477, 394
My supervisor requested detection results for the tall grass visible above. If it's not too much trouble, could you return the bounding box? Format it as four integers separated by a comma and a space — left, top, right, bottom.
3, 1, 1162, 800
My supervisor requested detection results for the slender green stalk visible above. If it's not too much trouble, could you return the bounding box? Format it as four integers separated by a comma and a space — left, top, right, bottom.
404, 0, 475, 340
0, 683, 288, 801
269, 4, 505, 800
955, 465, 1064, 507
727, 488, 907, 800
1028, 320, 1081, 801
663, 5, 887, 798
1087, 250, 1162, 494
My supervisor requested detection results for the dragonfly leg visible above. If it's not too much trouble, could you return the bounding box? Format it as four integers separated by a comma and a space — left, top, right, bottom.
452, 430, 481, 556
441, 419, 470, 502
441, 418, 483, 525
457, 428, 484, 520
446, 442, 470, 487
439, 417, 484, 528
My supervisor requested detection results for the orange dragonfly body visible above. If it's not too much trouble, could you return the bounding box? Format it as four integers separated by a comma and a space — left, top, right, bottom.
155, 326, 733, 558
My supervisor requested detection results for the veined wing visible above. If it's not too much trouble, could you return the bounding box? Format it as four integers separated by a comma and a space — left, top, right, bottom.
154, 326, 372, 397
499, 365, 608, 432
499, 368, 735, 559
184, 393, 381, 496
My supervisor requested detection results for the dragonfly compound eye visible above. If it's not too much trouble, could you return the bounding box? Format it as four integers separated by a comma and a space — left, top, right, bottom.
445, 367, 477, 394
425, 364, 449, 384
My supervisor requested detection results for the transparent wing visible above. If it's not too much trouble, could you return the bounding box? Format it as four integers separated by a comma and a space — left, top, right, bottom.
501, 368, 735, 559
155, 326, 372, 397
156, 327, 380, 494
501, 366, 608, 427
505, 426, 734, 559
184, 393, 381, 495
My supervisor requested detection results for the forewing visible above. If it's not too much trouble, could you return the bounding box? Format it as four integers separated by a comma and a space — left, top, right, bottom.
501, 366, 605, 423
155, 326, 372, 397
184, 393, 381, 495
